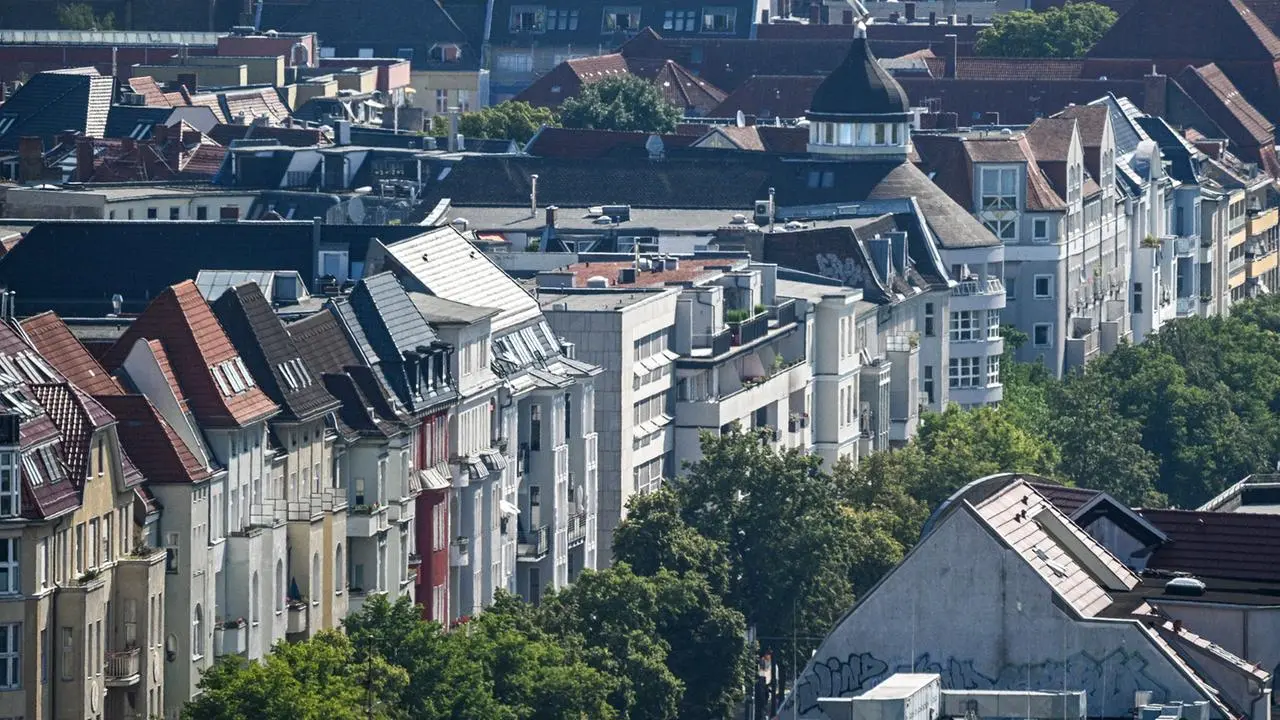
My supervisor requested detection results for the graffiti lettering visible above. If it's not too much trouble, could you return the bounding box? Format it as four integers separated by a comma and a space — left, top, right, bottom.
814, 253, 866, 288
790, 649, 1171, 718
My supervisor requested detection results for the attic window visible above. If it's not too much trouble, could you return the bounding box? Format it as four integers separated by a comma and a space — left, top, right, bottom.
509, 5, 546, 33
807, 170, 835, 189
701, 7, 737, 33
664, 9, 696, 31
129, 122, 153, 140
602, 6, 641, 32
547, 8, 578, 30
0, 117, 15, 135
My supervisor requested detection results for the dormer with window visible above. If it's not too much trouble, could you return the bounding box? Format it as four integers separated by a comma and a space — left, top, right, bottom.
977, 165, 1020, 243
602, 6, 641, 33
805, 38, 911, 160
429, 44, 461, 63
509, 5, 546, 33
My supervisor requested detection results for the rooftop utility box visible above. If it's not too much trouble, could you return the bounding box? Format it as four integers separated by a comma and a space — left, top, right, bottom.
819, 674, 942, 720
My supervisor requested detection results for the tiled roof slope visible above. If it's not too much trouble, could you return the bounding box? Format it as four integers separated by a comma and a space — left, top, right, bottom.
0, 69, 114, 150
1138, 508, 1280, 583
1090, 0, 1280, 61
709, 75, 824, 120
210, 282, 339, 423
101, 281, 278, 428
515, 53, 724, 115
288, 311, 398, 437
20, 312, 123, 396
524, 126, 697, 159
1176, 63, 1280, 174
29, 382, 113, 484
96, 394, 212, 484
1027, 481, 1103, 517
374, 226, 543, 333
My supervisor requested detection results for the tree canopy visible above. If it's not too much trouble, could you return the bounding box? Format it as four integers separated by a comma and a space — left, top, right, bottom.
974, 2, 1117, 58
431, 101, 558, 144
56, 2, 115, 30
559, 75, 683, 133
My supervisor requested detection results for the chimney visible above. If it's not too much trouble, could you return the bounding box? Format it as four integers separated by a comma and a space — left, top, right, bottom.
919, 112, 938, 130
334, 119, 351, 146
966, 13, 973, 25
889, 11, 899, 22
545, 205, 557, 228
842, 9, 854, 24
152, 123, 170, 145
867, 237, 892, 282
220, 205, 241, 221
1143, 72, 1167, 117
121, 137, 137, 153
905, 1, 916, 22
530, 174, 539, 216
447, 111, 459, 152
761, 8, 770, 24
938, 112, 958, 130
944, 34, 958, 79
928, 11, 936, 25
943, 0, 956, 20
176, 72, 198, 93
75, 137, 95, 182
17, 137, 44, 184
808, 3, 820, 24
182, 128, 202, 145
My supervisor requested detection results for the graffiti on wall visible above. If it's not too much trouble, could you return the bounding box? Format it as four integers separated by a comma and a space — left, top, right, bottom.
814, 253, 867, 288
790, 649, 1173, 717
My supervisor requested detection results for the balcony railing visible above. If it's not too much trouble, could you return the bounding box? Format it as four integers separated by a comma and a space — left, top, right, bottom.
952, 278, 1004, 296
767, 298, 798, 328
729, 313, 769, 347
105, 648, 141, 686
567, 512, 587, 547
1176, 296, 1197, 315
517, 525, 550, 560
1174, 236, 1197, 256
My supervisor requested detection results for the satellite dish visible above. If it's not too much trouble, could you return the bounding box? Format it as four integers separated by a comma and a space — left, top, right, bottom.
735, 110, 746, 127
347, 196, 366, 224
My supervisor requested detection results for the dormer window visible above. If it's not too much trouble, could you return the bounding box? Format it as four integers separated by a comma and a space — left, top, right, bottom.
980, 167, 1018, 211
509, 6, 546, 33
429, 44, 460, 63
701, 7, 737, 33
602, 6, 640, 32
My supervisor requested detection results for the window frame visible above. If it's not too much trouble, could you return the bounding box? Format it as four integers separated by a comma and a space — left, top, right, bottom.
1033, 323, 1054, 347
1032, 217, 1049, 242
948, 356, 981, 389
949, 310, 981, 342
509, 5, 547, 33
1033, 274, 1054, 299
0, 623, 18, 690
0, 538, 17, 596
979, 166, 1019, 211
601, 5, 641, 32
700, 6, 737, 33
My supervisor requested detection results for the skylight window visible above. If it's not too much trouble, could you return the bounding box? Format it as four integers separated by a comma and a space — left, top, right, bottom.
21, 454, 42, 488
0, 117, 15, 136
290, 358, 311, 387
223, 362, 246, 393
0, 391, 35, 419
212, 365, 233, 396
233, 358, 256, 388
279, 362, 299, 392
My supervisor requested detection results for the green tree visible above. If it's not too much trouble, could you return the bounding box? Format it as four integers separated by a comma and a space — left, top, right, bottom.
541, 565, 752, 720
559, 75, 682, 133
182, 630, 407, 720
974, 2, 1117, 58
56, 2, 115, 30
431, 101, 558, 143
612, 488, 732, 595
673, 429, 857, 680
343, 595, 508, 719
1227, 293, 1280, 334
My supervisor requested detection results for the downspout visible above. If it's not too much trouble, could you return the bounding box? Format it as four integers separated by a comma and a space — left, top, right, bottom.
480, 0, 496, 72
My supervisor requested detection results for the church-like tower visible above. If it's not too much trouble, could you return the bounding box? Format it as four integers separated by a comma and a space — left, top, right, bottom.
805, 35, 912, 161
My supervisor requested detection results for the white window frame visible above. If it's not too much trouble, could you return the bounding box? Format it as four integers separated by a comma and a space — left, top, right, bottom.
1033, 323, 1054, 347
0, 623, 18, 689
1032, 217, 1049, 242
948, 356, 980, 389
1033, 274, 1054, 299
0, 452, 17, 518
0, 539, 17, 595
980, 166, 1018, 211
949, 310, 981, 342
701, 6, 737, 33
987, 310, 1002, 339
987, 356, 1001, 386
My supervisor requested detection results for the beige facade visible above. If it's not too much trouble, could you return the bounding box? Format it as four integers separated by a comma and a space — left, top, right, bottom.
410, 69, 488, 115
0, 425, 167, 720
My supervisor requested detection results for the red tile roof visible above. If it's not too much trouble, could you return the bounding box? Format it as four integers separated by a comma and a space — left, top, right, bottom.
1177, 63, 1279, 174
566, 258, 738, 288
96, 394, 213, 484
693, 124, 809, 154
29, 382, 113, 484
710, 75, 824, 120
1139, 508, 1280, 583
19, 311, 123, 396
515, 52, 725, 115
127, 76, 173, 107
1091, 0, 1280, 61
1028, 481, 1104, 517
101, 281, 279, 428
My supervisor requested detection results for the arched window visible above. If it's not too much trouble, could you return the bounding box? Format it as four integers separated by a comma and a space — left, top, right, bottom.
251, 572, 260, 623
311, 553, 321, 602
275, 559, 284, 612
193, 604, 204, 658
335, 544, 345, 592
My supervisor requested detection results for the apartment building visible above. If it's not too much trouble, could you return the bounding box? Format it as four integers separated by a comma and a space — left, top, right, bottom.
0, 317, 167, 720
327, 273, 457, 612
97, 281, 284, 718
210, 282, 350, 637
367, 226, 601, 610
536, 281, 682, 559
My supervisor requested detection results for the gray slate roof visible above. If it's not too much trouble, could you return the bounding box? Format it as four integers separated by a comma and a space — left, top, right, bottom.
0, 69, 114, 150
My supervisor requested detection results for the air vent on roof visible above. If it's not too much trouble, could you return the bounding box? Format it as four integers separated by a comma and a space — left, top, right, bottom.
1165, 577, 1206, 597
586, 276, 610, 288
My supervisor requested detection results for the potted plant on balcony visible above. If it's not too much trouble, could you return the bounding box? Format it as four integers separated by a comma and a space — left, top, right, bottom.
1141, 234, 1161, 249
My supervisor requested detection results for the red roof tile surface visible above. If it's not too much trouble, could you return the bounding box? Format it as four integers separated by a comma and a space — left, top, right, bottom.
96, 394, 213, 484
20, 312, 123, 396
1139, 508, 1280, 583
102, 281, 278, 428
127, 76, 173, 107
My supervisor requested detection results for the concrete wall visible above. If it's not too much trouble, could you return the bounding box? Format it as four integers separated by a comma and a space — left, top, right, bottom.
784, 507, 1217, 719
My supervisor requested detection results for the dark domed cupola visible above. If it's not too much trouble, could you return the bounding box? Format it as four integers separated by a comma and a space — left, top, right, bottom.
806, 37, 913, 159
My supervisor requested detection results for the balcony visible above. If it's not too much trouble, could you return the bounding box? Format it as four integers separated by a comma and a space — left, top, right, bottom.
766, 298, 799, 328
215, 620, 247, 656
695, 327, 733, 356
517, 525, 550, 561
1174, 236, 1197, 257
678, 359, 811, 430
449, 536, 470, 567
347, 504, 388, 537
408, 553, 422, 568
950, 278, 1005, 311
1176, 296, 1198, 316
104, 648, 141, 686
567, 512, 587, 548
728, 312, 769, 347
348, 589, 386, 615
287, 602, 309, 635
